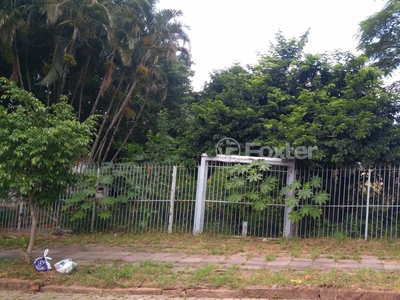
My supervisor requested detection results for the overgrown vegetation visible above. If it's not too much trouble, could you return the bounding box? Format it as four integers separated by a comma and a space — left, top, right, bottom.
3, 232, 400, 262
1, 257, 400, 291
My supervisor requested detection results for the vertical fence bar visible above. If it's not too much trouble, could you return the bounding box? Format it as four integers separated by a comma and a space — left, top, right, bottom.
168, 166, 178, 234
365, 168, 371, 240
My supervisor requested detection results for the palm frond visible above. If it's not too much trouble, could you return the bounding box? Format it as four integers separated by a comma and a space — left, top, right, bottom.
38, 43, 64, 85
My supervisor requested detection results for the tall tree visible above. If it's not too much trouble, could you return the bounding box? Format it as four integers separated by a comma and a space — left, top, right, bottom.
0, 0, 193, 163
182, 32, 400, 166
357, 0, 400, 75
0, 0, 39, 89
0, 78, 97, 263
89, 6, 191, 162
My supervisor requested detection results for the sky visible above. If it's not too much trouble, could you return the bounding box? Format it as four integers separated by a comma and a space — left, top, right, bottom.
157, 0, 389, 91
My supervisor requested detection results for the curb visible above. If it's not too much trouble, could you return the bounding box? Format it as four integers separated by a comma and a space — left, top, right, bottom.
1, 279, 400, 299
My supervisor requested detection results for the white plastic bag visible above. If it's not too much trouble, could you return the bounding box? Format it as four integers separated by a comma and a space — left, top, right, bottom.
54, 258, 77, 274
33, 249, 52, 272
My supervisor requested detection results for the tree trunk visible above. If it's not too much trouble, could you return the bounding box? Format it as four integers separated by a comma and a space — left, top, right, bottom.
89, 78, 125, 161
14, 38, 25, 90
25, 40, 31, 91
22, 199, 37, 264
100, 115, 123, 162
110, 88, 150, 162
90, 50, 115, 116
90, 79, 139, 161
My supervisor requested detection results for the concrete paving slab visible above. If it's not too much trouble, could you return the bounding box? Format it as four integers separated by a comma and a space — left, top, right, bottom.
200, 255, 226, 263
240, 265, 264, 270
246, 255, 265, 261
361, 264, 384, 270
100, 251, 132, 260
145, 252, 174, 262
313, 258, 335, 264
336, 264, 361, 270
79, 253, 109, 261
244, 260, 267, 267
288, 258, 313, 270
159, 253, 188, 263
312, 262, 338, 270
122, 254, 152, 263
60, 252, 95, 260
82, 250, 118, 255
382, 263, 400, 271
178, 255, 205, 263
265, 257, 291, 268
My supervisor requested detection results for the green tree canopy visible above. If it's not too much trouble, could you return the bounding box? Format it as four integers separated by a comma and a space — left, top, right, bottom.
357, 0, 400, 75
0, 0, 193, 163
0, 78, 97, 262
181, 32, 400, 166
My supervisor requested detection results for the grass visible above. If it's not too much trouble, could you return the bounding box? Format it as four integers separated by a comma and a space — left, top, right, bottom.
1, 258, 400, 292
3, 230, 400, 262
265, 253, 276, 262
3, 231, 400, 292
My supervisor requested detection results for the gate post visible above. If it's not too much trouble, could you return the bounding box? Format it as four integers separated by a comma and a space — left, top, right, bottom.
283, 163, 296, 238
193, 154, 208, 235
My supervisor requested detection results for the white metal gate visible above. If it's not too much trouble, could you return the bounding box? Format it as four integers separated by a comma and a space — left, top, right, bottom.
193, 154, 295, 238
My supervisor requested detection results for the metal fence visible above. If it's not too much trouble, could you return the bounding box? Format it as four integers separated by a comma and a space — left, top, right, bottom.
0, 164, 197, 234
296, 164, 400, 239
2, 162, 400, 239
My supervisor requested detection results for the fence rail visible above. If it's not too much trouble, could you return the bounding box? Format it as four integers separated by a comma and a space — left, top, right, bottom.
2, 162, 400, 239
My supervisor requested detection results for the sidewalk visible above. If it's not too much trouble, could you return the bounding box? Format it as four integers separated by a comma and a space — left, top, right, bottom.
1, 245, 400, 271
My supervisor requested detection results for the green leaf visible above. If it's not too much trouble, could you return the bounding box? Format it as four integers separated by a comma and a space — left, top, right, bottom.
256, 161, 271, 171
313, 191, 330, 205
260, 176, 278, 193
99, 210, 112, 220
289, 210, 301, 223
253, 201, 267, 211
310, 176, 322, 188
225, 177, 245, 189
82, 187, 96, 197
280, 180, 301, 195
228, 193, 243, 202
229, 164, 248, 175
299, 205, 312, 217
116, 195, 129, 203
80, 202, 94, 210
285, 196, 299, 207
246, 192, 259, 201
65, 191, 87, 203
99, 196, 116, 206
71, 210, 86, 221
297, 188, 313, 200
247, 172, 262, 182
250, 159, 271, 171
99, 174, 114, 185
309, 207, 323, 219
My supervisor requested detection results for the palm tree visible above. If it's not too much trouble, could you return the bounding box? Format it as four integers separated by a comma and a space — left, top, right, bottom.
89, 6, 191, 162
0, 0, 39, 89
39, 0, 113, 100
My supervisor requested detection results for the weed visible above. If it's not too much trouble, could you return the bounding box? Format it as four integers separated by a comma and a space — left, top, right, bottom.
310, 248, 320, 260
289, 243, 302, 258
265, 253, 276, 262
